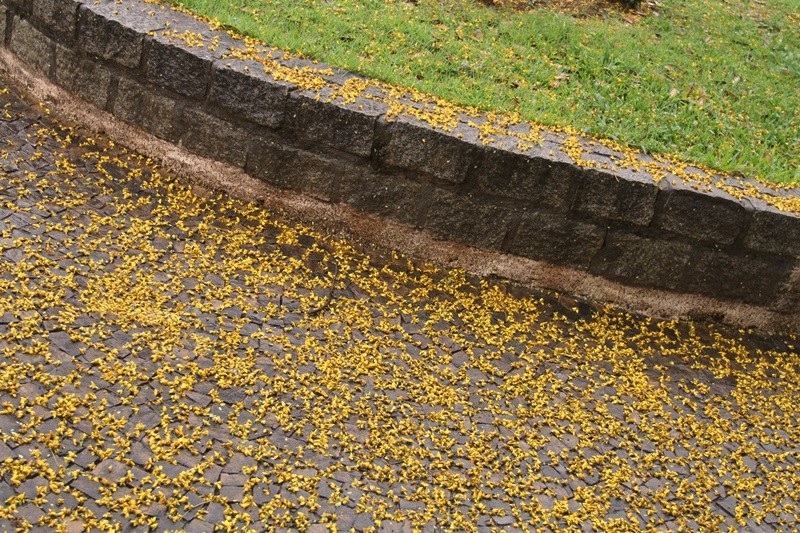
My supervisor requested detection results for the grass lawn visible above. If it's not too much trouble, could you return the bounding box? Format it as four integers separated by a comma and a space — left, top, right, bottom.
173, 0, 800, 184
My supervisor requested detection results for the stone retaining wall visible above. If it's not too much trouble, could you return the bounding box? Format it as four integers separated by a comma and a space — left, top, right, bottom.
2, 0, 799, 331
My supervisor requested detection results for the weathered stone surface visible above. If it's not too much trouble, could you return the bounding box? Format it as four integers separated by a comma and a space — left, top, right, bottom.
590, 232, 692, 290
247, 139, 361, 202
284, 89, 387, 158
180, 108, 248, 167
112, 77, 183, 142
377, 117, 482, 185
0, 7, 7, 42
5, 0, 31, 15
773, 265, 800, 314
744, 209, 800, 258
209, 59, 292, 129
684, 248, 794, 305
143, 37, 210, 100
472, 148, 579, 211
509, 212, 606, 270
77, 1, 160, 68
54, 45, 111, 109
340, 171, 432, 226
656, 187, 747, 246
572, 169, 657, 226
425, 189, 514, 250
32, 0, 78, 40
9, 18, 53, 75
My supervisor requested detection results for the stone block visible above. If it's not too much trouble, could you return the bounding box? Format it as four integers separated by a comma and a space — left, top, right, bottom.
54, 45, 111, 109
284, 88, 387, 158
743, 209, 800, 258
473, 147, 579, 210
247, 139, 359, 202
340, 171, 432, 226
77, 1, 160, 68
784, 267, 800, 313
112, 77, 183, 142
142, 9, 240, 99
509, 211, 606, 270
5, 0, 31, 15
772, 265, 800, 314
425, 189, 514, 250
572, 169, 658, 226
683, 248, 794, 305
655, 187, 747, 246
9, 17, 53, 76
32, 0, 77, 40
377, 116, 482, 185
0, 7, 6, 42
180, 108, 248, 167
590, 232, 692, 290
143, 37, 210, 100
209, 59, 292, 128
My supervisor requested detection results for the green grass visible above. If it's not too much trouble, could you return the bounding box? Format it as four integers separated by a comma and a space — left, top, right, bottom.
176, 0, 800, 184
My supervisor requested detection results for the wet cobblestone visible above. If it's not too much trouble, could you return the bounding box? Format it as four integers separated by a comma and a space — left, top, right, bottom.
0, 78, 798, 532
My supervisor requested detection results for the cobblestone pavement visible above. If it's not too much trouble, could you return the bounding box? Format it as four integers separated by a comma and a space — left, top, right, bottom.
0, 76, 798, 533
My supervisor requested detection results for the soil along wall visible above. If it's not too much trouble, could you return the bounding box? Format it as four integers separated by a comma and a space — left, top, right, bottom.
2, 0, 799, 332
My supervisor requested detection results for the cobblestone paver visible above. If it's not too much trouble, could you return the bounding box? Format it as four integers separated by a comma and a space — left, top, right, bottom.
0, 78, 798, 532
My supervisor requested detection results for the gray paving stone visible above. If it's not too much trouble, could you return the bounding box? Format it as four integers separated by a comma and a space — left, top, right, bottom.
70, 476, 102, 499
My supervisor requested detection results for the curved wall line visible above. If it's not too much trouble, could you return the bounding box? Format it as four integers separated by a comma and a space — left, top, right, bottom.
1, 0, 798, 332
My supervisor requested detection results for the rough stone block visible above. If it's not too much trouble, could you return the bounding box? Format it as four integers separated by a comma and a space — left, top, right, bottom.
209, 59, 292, 129
656, 187, 747, 246
32, 0, 78, 40
112, 77, 183, 142
180, 108, 248, 167
247, 139, 359, 202
590, 232, 692, 290
54, 45, 111, 109
0, 7, 7, 42
340, 171, 432, 226
743, 209, 800, 258
377, 116, 482, 185
143, 37, 210, 100
775, 265, 800, 314
509, 211, 606, 270
683, 248, 794, 305
9, 18, 53, 76
473, 148, 579, 210
77, 1, 160, 68
5, 0, 31, 15
284, 89, 386, 158
425, 189, 514, 250
572, 169, 658, 226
